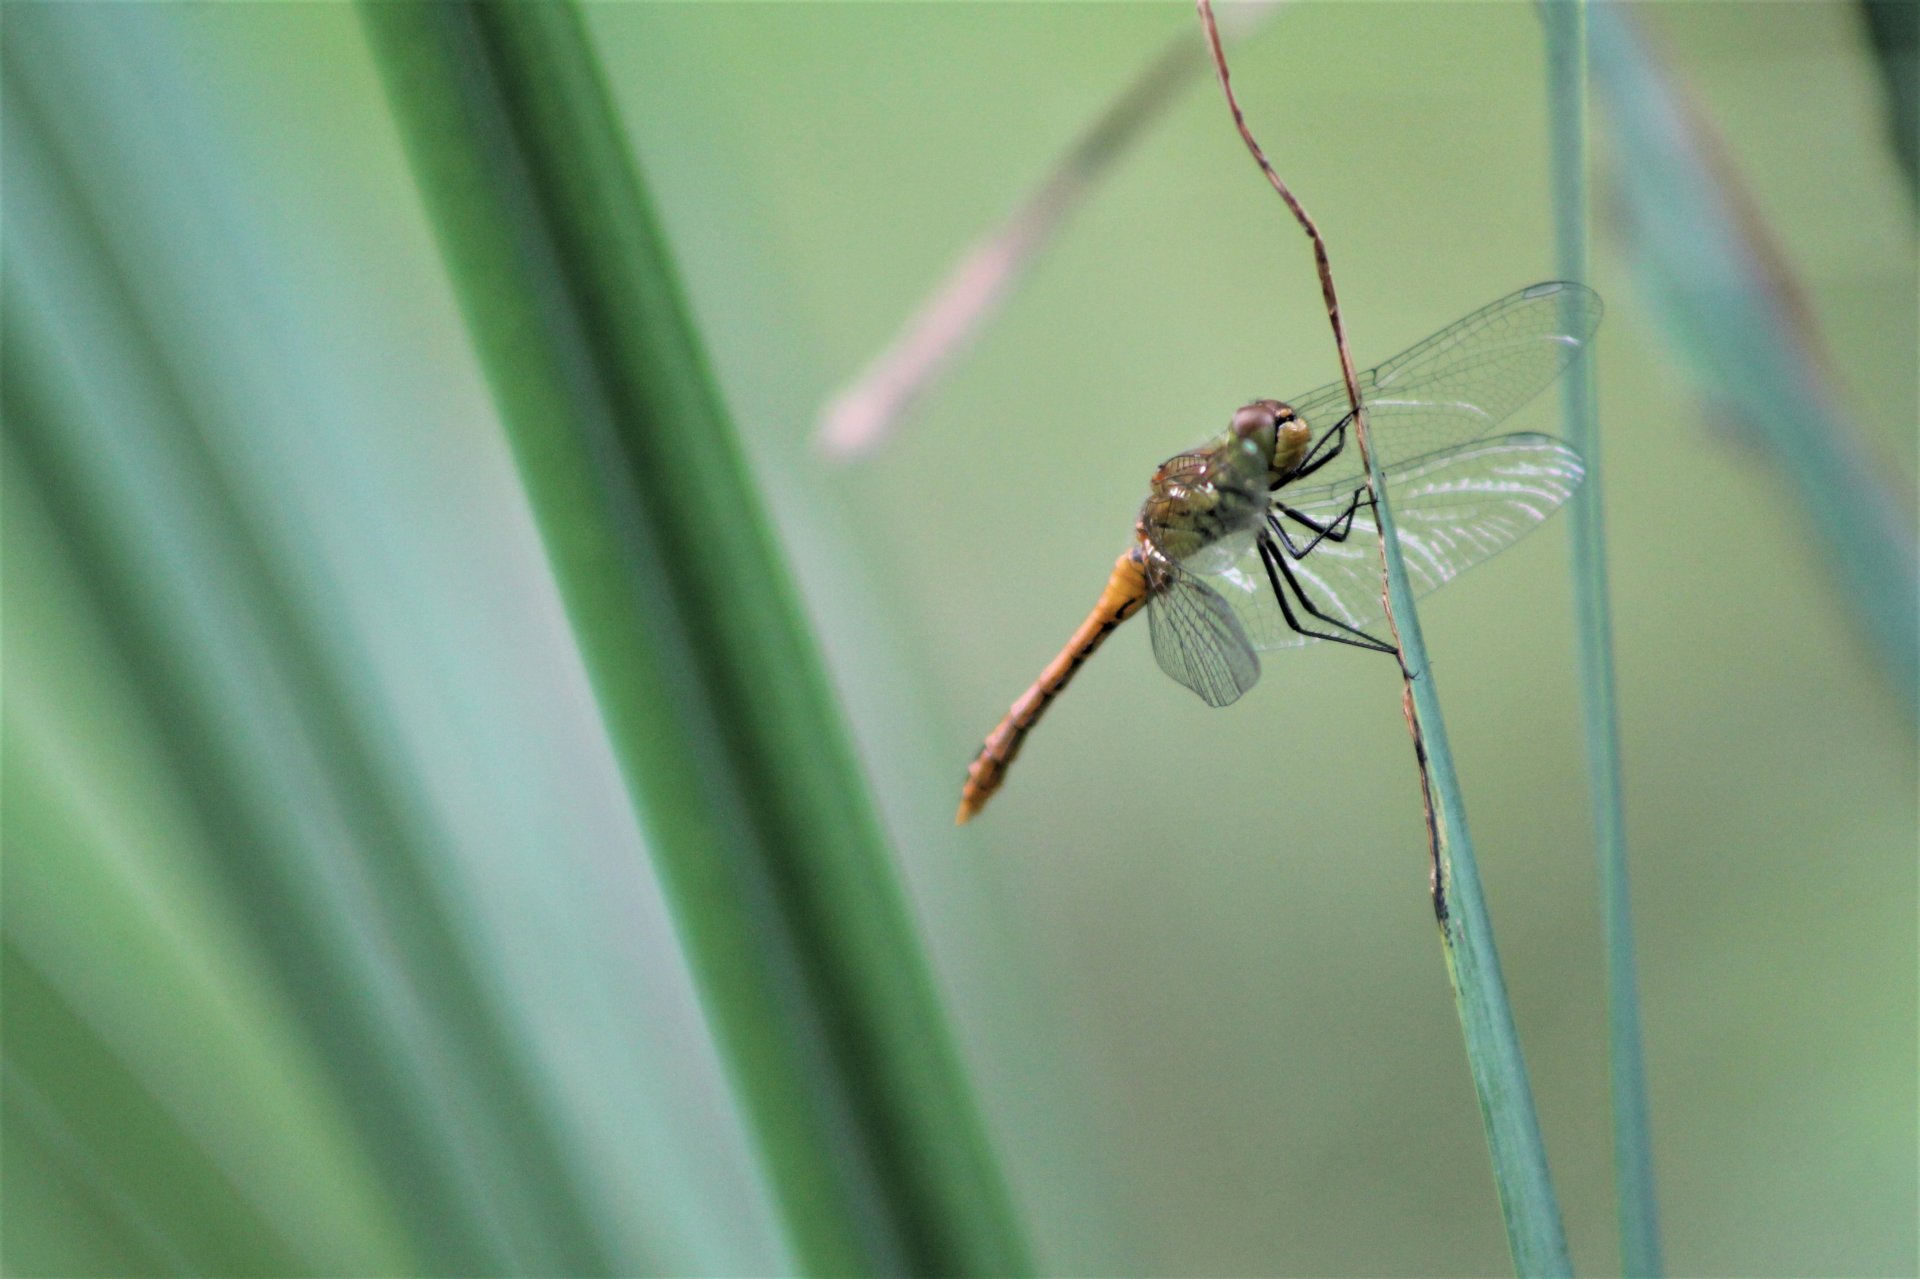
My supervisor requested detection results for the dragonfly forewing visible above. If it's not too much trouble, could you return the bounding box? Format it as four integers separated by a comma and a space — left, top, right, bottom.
1210, 434, 1586, 649
1280, 281, 1602, 502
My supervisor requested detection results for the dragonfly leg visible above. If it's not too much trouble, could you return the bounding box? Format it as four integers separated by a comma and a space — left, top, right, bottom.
1257, 538, 1398, 656
1273, 412, 1352, 487
1268, 491, 1371, 559
1268, 509, 1344, 558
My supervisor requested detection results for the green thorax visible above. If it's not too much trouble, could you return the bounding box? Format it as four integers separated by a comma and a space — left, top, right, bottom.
1136, 425, 1273, 571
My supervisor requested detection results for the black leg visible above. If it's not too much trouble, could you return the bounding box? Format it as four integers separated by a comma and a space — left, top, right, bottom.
1268, 491, 1371, 559
1269, 509, 1344, 559
1269, 542, 1399, 655
1257, 538, 1397, 656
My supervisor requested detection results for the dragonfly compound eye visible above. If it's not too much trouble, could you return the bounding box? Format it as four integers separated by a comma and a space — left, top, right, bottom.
1231, 402, 1277, 438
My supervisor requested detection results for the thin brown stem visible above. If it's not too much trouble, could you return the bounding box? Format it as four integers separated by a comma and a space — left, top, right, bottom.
1193, 0, 1441, 893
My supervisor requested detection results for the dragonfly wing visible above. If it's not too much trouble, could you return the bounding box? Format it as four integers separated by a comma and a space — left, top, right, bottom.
1207, 434, 1587, 650
1145, 557, 1261, 705
1281, 281, 1602, 499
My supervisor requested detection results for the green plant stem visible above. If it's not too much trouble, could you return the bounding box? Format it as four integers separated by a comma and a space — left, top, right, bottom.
357, 5, 1029, 1275
1541, 4, 1663, 1275
1366, 467, 1575, 1279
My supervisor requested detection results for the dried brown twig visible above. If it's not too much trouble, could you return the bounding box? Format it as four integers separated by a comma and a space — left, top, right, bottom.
1190, 0, 1440, 891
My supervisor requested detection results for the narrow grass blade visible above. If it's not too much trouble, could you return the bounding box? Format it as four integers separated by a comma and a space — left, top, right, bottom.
1541, 4, 1664, 1274
1367, 467, 1575, 1278
1592, 4, 1919, 717
358, 4, 1030, 1274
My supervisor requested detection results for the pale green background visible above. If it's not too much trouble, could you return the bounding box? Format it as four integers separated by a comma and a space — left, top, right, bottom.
5, 3, 1914, 1276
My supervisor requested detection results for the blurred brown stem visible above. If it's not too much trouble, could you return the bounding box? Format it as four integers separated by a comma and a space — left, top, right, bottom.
817, 4, 1282, 460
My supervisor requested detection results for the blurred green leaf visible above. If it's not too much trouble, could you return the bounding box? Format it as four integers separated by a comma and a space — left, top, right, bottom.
2, 944, 299, 1275
3, 11, 617, 1273
1593, 4, 1919, 718
358, 3, 1029, 1273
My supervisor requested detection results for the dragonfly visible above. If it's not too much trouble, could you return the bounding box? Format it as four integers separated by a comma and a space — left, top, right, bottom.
957, 280, 1603, 823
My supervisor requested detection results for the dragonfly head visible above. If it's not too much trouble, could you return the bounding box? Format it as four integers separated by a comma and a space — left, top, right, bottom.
1232, 399, 1309, 483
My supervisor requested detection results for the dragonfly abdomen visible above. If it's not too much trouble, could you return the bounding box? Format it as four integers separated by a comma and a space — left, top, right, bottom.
956, 550, 1150, 823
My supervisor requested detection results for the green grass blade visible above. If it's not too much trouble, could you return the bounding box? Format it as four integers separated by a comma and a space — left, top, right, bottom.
357, 5, 1030, 1274
1591, 5, 1919, 719
1363, 465, 1573, 1278
1541, 4, 1664, 1274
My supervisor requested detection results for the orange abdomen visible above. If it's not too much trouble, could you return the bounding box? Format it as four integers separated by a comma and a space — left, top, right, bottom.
956, 551, 1150, 824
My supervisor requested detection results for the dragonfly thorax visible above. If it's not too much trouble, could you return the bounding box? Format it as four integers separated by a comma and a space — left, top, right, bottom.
1136, 425, 1271, 571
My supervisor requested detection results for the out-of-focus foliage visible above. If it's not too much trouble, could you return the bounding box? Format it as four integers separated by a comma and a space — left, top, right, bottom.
5, 4, 1913, 1277
1858, 0, 1918, 199
1594, 4, 1917, 717
360, 5, 1027, 1273
6, 7, 780, 1273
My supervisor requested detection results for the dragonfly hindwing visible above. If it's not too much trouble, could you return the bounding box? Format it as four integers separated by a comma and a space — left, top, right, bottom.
1145, 556, 1260, 707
